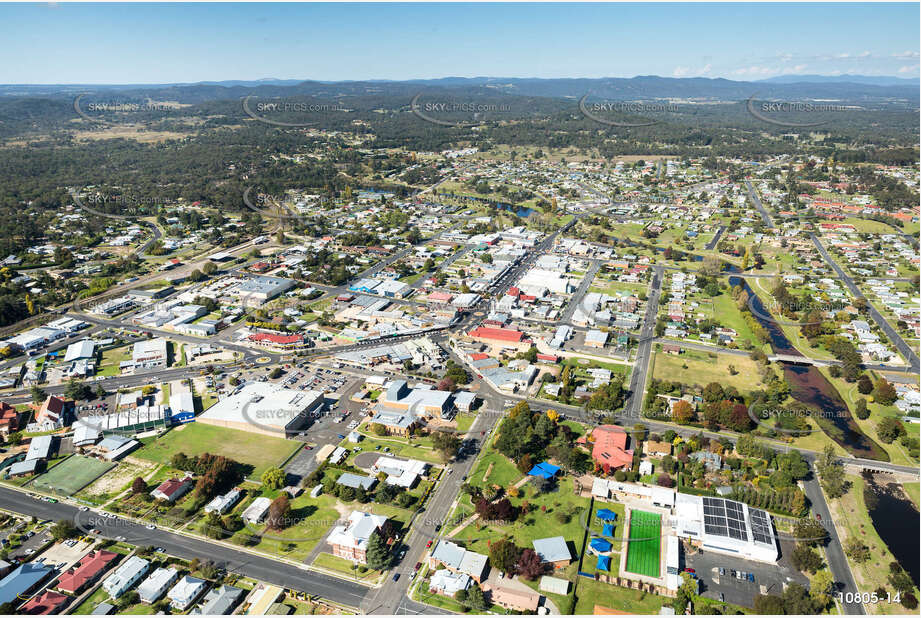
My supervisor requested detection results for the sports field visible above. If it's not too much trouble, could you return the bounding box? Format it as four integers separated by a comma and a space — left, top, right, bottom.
134, 423, 301, 478
624, 509, 661, 578
32, 456, 114, 496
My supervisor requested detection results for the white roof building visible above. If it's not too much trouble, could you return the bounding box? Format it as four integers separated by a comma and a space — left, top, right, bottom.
371, 456, 429, 488
242, 497, 272, 524
674, 494, 777, 562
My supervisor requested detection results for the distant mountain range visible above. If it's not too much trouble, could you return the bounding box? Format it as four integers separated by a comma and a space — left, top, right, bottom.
758, 74, 919, 86
0, 75, 916, 105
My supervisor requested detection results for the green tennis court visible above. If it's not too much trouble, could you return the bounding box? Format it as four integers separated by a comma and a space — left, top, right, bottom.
624, 509, 661, 577
32, 455, 114, 496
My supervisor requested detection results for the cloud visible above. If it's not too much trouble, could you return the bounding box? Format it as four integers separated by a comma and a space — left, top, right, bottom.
731, 63, 807, 77
672, 64, 712, 77
897, 64, 919, 74
893, 51, 920, 59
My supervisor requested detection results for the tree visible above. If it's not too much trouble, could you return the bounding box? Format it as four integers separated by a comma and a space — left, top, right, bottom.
855, 397, 869, 420
51, 519, 78, 541
815, 445, 847, 499
202, 261, 217, 275
809, 570, 834, 610
365, 529, 391, 570
793, 518, 828, 547
261, 467, 285, 490
370, 422, 388, 437
466, 584, 489, 611
265, 495, 291, 531
488, 538, 521, 574
876, 417, 904, 444
843, 537, 870, 563
672, 400, 695, 424
702, 382, 725, 403
516, 548, 547, 580
857, 375, 873, 394
791, 543, 824, 574
131, 477, 147, 495
873, 378, 897, 405
431, 430, 461, 462
64, 378, 91, 401
30, 385, 47, 403
656, 473, 675, 488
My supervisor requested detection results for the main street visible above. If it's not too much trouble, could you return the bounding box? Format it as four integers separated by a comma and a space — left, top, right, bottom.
0, 485, 372, 609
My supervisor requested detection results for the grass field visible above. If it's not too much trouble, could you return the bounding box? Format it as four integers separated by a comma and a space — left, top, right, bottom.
134, 423, 301, 478
31, 455, 114, 496
652, 347, 762, 392
624, 510, 661, 578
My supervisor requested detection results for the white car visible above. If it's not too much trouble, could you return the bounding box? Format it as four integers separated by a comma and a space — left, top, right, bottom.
145, 524, 156, 530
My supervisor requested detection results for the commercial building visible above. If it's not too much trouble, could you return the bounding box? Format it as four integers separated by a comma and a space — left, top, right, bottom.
0, 563, 52, 606
197, 382, 324, 437
236, 275, 295, 307
131, 338, 168, 370
674, 494, 778, 562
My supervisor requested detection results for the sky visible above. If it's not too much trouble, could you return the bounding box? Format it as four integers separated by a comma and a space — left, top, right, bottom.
2, 2, 918, 84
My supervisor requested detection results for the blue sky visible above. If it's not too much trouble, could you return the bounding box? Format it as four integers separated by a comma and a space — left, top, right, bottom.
3, 2, 918, 83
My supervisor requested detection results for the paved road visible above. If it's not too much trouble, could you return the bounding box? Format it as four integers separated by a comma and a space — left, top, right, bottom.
623, 265, 663, 420
801, 475, 866, 615
561, 259, 602, 323
0, 485, 371, 609
705, 225, 727, 250
744, 179, 774, 229
810, 233, 919, 372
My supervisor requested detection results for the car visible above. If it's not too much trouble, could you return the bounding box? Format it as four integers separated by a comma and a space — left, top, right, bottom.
718, 593, 725, 602
415, 562, 423, 571
392, 573, 400, 582
337, 434, 345, 439
718, 567, 725, 576
426, 540, 433, 548
685, 568, 695, 574
434, 524, 442, 532
145, 524, 156, 530
815, 513, 822, 521
747, 573, 755, 582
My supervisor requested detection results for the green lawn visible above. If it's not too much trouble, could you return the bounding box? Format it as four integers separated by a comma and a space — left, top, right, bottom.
97, 345, 132, 376
134, 423, 301, 478
312, 552, 382, 582
71, 585, 111, 614
652, 347, 762, 393
31, 455, 114, 496
249, 493, 342, 560
827, 474, 920, 613
904, 482, 919, 509
624, 510, 661, 578
466, 449, 522, 490
711, 291, 771, 352
573, 577, 666, 614
345, 433, 443, 465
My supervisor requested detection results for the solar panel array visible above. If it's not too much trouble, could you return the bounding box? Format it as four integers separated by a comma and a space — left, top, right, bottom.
702, 497, 748, 541
749, 508, 773, 545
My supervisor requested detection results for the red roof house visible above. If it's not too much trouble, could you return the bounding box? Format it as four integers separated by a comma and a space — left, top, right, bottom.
56, 550, 119, 594
150, 476, 193, 503
0, 402, 19, 434
21, 590, 70, 615
578, 425, 634, 473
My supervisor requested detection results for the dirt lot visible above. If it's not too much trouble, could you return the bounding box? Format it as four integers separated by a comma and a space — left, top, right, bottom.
80, 457, 158, 498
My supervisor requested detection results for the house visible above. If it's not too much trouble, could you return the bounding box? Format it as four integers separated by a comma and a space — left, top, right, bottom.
486, 584, 540, 612
336, 473, 377, 491
56, 550, 119, 594
150, 474, 193, 503
690, 450, 722, 472
532, 536, 573, 569
137, 567, 178, 603
242, 497, 272, 524
429, 569, 471, 596
578, 425, 633, 473
0, 402, 19, 435
428, 540, 488, 583
662, 344, 682, 355
371, 456, 429, 489
204, 489, 242, 515
20, 589, 70, 615
25, 435, 55, 461
328, 511, 390, 564
102, 556, 149, 598
31, 396, 68, 432
168, 575, 208, 610
198, 584, 244, 615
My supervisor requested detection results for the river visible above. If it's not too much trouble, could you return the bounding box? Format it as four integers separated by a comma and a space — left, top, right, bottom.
729, 276, 888, 460
864, 473, 920, 587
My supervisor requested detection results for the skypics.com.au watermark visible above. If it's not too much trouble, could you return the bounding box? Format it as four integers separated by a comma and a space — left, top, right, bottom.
410, 92, 514, 127
73, 94, 181, 125
748, 403, 849, 436
242, 96, 346, 127
746, 94, 852, 128
579, 94, 679, 127
747, 296, 843, 327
